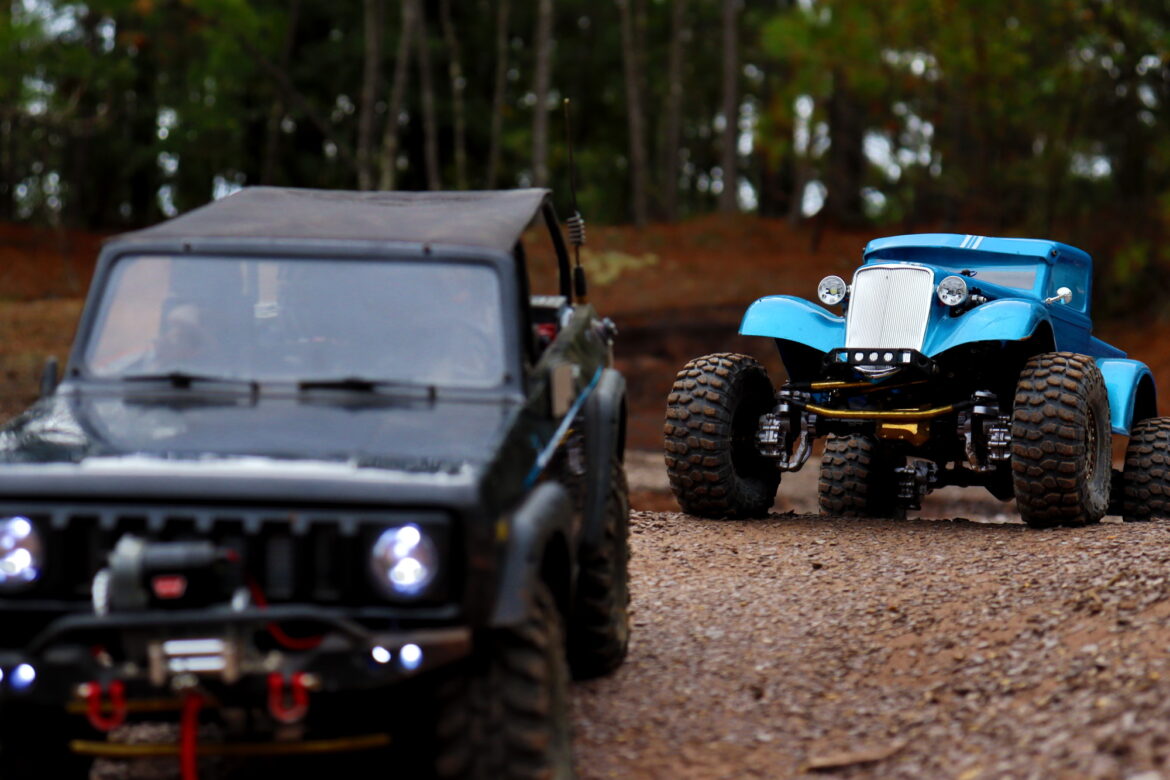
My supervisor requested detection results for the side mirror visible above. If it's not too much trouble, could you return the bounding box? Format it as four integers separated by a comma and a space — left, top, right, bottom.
1044, 287, 1073, 305
40, 356, 59, 398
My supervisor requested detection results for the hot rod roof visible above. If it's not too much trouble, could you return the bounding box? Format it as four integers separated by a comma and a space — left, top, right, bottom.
864, 233, 1091, 266
112, 186, 552, 253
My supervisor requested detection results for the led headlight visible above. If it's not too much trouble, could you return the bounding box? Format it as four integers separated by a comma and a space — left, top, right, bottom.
370, 524, 438, 598
937, 275, 969, 306
817, 275, 848, 305
0, 516, 43, 591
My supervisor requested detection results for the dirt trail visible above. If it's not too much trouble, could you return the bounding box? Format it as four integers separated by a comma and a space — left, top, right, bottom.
571, 453, 1170, 779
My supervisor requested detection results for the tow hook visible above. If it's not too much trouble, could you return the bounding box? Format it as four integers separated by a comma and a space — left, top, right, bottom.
81, 679, 127, 732
267, 671, 316, 724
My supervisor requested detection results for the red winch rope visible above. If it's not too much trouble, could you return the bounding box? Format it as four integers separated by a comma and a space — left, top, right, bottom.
180, 690, 203, 780
85, 679, 127, 732
247, 579, 324, 651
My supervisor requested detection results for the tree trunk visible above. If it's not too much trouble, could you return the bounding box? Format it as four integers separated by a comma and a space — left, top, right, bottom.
823, 69, 867, 226
415, 0, 441, 190
261, 0, 300, 185
486, 0, 510, 189
357, 0, 384, 190
531, 0, 553, 187
658, 0, 687, 222
438, 0, 467, 189
617, 0, 649, 226
378, 0, 415, 190
718, 0, 739, 213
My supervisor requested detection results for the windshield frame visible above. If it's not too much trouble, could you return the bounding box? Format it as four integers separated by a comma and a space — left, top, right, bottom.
68, 240, 526, 398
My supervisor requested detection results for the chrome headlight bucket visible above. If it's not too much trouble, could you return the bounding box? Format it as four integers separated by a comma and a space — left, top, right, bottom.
0, 516, 44, 591
937, 275, 969, 306
817, 275, 849, 305
369, 524, 439, 599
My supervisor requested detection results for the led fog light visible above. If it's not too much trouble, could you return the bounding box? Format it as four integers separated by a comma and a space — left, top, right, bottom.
0, 516, 43, 590
370, 525, 438, 598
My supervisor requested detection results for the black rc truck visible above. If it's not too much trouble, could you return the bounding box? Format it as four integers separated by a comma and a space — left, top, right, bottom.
0, 187, 629, 778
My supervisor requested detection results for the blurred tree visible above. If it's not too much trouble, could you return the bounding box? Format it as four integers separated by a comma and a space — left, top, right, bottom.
414, 0, 440, 190
486, 0, 510, 188
718, 0, 740, 213
658, 0, 688, 222
617, 0, 649, 225
378, 0, 414, 190
356, 0, 383, 190
532, 0, 553, 188
438, 0, 467, 190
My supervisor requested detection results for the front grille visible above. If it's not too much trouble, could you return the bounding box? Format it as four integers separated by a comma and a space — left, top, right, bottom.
845, 265, 934, 351
7, 506, 451, 607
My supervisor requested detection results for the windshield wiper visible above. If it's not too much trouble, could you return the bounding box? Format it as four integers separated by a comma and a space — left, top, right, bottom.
120, 371, 259, 392
297, 376, 437, 399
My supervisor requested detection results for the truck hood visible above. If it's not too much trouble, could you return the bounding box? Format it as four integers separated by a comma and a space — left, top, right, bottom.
0, 390, 518, 473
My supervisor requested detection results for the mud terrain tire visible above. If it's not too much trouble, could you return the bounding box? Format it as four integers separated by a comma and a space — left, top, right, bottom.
1120, 416, 1170, 522
818, 434, 899, 517
664, 353, 779, 519
1011, 352, 1111, 528
567, 460, 630, 679
436, 581, 573, 780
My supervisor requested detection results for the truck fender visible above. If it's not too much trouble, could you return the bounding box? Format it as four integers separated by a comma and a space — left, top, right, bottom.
739, 295, 844, 354
1097, 358, 1158, 436
923, 299, 1050, 357
582, 368, 626, 551
491, 481, 573, 627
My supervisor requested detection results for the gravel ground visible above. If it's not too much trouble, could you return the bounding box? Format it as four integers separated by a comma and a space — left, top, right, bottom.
571, 452, 1170, 779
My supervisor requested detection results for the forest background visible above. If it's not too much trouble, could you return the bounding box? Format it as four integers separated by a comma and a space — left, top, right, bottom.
0, 0, 1169, 355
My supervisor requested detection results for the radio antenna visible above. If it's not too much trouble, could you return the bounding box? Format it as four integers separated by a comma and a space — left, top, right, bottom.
563, 98, 587, 304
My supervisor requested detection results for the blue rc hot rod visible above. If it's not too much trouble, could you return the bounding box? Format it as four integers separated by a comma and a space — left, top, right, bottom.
665, 233, 1170, 528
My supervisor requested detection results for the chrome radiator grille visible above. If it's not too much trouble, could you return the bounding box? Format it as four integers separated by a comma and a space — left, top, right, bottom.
845, 265, 934, 350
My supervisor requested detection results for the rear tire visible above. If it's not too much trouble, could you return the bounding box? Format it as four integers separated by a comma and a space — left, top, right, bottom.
1011, 352, 1111, 528
818, 434, 899, 517
1121, 416, 1170, 522
567, 460, 630, 679
436, 581, 573, 780
663, 353, 779, 518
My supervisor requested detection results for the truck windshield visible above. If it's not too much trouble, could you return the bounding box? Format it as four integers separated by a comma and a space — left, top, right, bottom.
84, 255, 507, 388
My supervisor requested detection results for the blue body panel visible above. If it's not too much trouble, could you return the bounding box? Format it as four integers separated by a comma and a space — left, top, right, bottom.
738, 233, 1155, 435
740, 295, 844, 353
1098, 359, 1157, 435
922, 299, 1048, 356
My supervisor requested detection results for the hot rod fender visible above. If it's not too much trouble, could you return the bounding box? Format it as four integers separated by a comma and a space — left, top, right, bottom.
582, 368, 626, 551
740, 295, 844, 353
491, 481, 573, 627
1098, 358, 1158, 436
740, 295, 1054, 358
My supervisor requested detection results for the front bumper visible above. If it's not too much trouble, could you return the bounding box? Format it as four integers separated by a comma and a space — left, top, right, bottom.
0, 604, 472, 707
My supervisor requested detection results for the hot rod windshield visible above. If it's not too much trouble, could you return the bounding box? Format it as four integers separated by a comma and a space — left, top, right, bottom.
83, 255, 507, 388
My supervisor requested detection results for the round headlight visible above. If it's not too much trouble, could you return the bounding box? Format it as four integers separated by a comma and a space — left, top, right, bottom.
817, 275, 848, 306
370, 525, 438, 598
0, 517, 43, 590
937, 275, 969, 306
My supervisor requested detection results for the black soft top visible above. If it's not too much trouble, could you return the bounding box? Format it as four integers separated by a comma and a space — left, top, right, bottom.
114, 186, 552, 253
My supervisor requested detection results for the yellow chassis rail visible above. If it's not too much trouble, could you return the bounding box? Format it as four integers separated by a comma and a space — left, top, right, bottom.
804, 403, 959, 421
